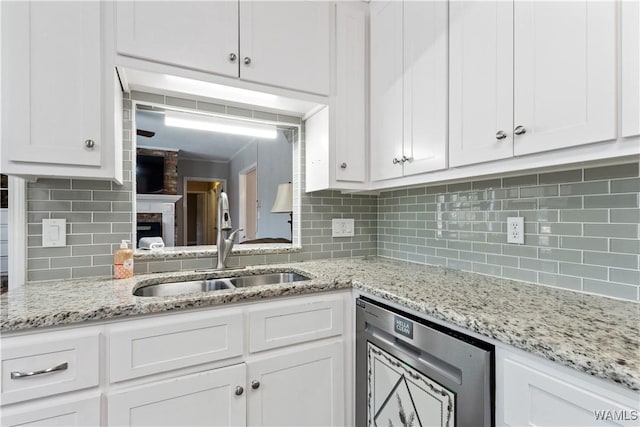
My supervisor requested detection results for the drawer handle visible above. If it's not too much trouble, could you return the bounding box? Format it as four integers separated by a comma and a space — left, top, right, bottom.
10, 362, 68, 379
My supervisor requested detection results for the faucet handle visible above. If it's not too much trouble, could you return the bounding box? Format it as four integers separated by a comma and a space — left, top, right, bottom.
222, 228, 244, 263
228, 228, 243, 242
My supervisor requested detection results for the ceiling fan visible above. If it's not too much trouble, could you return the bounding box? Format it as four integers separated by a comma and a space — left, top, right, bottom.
136, 104, 164, 138
136, 129, 155, 138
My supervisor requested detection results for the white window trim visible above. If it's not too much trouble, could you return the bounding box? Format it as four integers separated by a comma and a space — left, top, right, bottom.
8, 176, 27, 288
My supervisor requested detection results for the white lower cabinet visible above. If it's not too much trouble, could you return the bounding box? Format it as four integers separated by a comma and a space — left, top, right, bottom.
247, 341, 344, 426
1, 394, 100, 427
0, 292, 350, 427
104, 292, 349, 426
107, 365, 246, 426
497, 347, 639, 427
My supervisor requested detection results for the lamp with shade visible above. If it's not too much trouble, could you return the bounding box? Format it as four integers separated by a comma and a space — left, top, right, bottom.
271, 182, 293, 239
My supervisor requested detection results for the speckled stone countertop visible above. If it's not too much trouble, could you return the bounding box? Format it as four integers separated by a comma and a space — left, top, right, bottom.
1, 257, 638, 391
134, 243, 298, 260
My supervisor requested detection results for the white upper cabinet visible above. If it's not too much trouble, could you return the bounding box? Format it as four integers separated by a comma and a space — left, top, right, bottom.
402, 1, 448, 177
333, 1, 367, 184
370, 0, 405, 182
450, 0, 618, 167
239, 1, 330, 96
116, 1, 239, 77
115, 0, 330, 96
449, 1, 514, 168
513, 1, 617, 155
621, 0, 640, 138
305, 2, 368, 192
370, 0, 448, 182
1, 1, 122, 182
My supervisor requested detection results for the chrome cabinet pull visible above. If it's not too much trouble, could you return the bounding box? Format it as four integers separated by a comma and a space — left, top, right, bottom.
228, 53, 237, 62
496, 130, 507, 140
514, 125, 526, 135
84, 139, 95, 149
251, 380, 261, 389
11, 362, 68, 379
243, 57, 251, 65
234, 386, 244, 396
393, 156, 411, 165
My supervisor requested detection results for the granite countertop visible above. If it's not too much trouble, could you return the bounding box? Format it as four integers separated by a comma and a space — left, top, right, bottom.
1, 257, 638, 391
134, 243, 298, 260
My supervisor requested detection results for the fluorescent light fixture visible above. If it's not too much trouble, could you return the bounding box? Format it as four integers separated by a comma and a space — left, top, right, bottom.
164, 110, 278, 139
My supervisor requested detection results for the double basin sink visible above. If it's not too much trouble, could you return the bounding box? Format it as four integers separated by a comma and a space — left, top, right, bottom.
134, 271, 311, 297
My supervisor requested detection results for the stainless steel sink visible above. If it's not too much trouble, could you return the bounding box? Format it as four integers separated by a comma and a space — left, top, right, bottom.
228, 272, 309, 288
133, 271, 310, 297
133, 278, 235, 297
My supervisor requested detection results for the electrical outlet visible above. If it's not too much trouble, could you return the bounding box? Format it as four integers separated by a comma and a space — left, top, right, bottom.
332, 218, 354, 237
507, 217, 525, 244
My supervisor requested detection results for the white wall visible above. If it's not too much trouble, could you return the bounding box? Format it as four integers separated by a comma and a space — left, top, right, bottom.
228, 130, 293, 241
257, 130, 293, 239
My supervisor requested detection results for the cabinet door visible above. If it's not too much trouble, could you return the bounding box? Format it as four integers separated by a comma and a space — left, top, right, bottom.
449, 1, 514, 167
1, 1, 102, 168
1, 395, 100, 427
239, 1, 330, 95
116, 1, 239, 77
369, 0, 403, 181
402, 1, 448, 177
247, 341, 344, 426
500, 351, 639, 427
621, 0, 640, 138
334, 2, 367, 183
514, 1, 617, 156
107, 364, 246, 426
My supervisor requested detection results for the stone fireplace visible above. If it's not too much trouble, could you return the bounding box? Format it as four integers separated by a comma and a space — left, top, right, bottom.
136, 148, 181, 247
136, 194, 182, 247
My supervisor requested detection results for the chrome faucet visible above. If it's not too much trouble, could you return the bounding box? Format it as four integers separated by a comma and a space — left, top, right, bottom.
216, 191, 243, 269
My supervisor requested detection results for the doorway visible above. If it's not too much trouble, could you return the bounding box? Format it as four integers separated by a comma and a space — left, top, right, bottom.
239, 165, 258, 242
184, 179, 223, 246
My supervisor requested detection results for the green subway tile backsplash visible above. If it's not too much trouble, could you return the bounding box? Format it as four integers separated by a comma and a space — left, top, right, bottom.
21, 90, 638, 302
378, 161, 640, 301
26, 91, 377, 282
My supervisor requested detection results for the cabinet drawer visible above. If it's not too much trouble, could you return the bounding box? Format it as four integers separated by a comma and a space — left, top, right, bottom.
1, 393, 100, 427
108, 309, 243, 382
248, 294, 344, 353
1, 329, 100, 405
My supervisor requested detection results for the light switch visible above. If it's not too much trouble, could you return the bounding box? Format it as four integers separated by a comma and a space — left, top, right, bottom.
332, 218, 355, 237
42, 219, 66, 247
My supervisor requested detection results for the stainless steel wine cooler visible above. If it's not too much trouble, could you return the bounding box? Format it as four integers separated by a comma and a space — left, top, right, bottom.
356, 296, 494, 427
